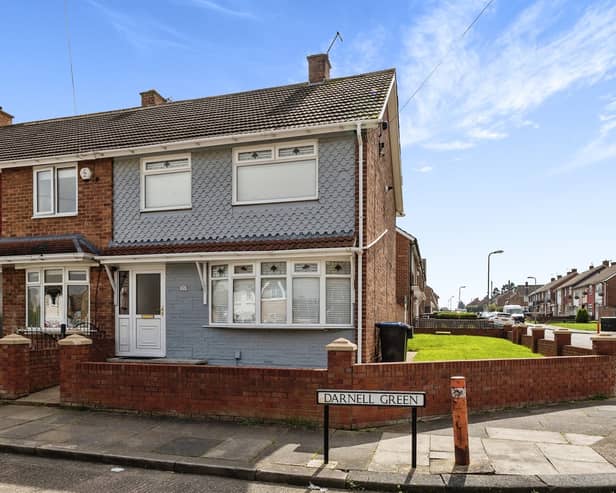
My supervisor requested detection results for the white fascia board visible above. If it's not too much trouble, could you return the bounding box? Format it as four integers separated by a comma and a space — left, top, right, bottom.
96, 247, 356, 265
0, 253, 96, 267
0, 120, 379, 169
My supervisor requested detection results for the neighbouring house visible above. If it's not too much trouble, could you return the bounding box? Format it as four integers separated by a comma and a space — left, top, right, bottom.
577, 262, 616, 320
395, 228, 427, 323
528, 270, 577, 316
493, 284, 537, 309
556, 262, 609, 317
424, 285, 439, 314
0, 53, 406, 368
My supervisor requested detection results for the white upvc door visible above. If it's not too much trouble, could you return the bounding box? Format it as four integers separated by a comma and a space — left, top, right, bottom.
115, 265, 166, 357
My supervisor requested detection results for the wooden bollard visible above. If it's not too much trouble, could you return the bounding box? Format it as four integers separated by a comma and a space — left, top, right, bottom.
451, 376, 470, 466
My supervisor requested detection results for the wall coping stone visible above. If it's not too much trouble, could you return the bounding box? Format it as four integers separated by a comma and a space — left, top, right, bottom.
591, 335, 616, 341
553, 329, 570, 334
0, 334, 31, 345
58, 334, 92, 346
326, 338, 357, 352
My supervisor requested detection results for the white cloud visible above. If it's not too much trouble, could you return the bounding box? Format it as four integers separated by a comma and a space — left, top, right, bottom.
334, 27, 388, 77
415, 165, 433, 173
423, 140, 474, 151
398, 1, 616, 149
88, 0, 190, 51
551, 96, 616, 174
188, 0, 256, 19
467, 128, 507, 140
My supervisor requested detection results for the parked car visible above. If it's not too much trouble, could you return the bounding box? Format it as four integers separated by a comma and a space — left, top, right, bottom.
490, 312, 514, 326
503, 304, 525, 323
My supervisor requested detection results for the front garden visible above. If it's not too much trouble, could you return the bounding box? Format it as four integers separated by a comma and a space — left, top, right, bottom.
407, 334, 542, 362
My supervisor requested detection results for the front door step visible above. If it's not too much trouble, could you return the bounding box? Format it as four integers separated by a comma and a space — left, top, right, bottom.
107, 357, 208, 365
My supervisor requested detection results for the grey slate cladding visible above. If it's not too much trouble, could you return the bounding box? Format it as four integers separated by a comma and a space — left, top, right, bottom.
165, 263, 354, 368
0, 69, 394, 162
113, 135, 355, 243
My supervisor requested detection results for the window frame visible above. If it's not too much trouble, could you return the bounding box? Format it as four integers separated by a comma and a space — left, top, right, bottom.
232, 140, 319, 206
25, 267, 90, 330
208, 257, 353, 329
140, 153, 192, 212
32, 164, 78, 218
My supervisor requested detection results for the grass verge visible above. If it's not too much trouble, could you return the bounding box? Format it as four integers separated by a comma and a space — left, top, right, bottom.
547, 322, 598, 332
408, 334, 542, 362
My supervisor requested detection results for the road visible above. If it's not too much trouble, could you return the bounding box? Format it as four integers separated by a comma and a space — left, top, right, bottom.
0, 452, 364, 493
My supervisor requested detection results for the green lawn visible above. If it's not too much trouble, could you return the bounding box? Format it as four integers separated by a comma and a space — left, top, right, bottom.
547, 322, 598, 332
407, 334, 542, 362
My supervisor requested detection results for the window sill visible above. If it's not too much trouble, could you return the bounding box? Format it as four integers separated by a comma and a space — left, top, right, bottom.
205, 324, 354, 330
32, 212, 78, 219
140, 206, 192, 213
232, 196, 319, 206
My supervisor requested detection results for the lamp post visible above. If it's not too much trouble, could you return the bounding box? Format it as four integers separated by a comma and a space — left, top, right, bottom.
448, 296, 455, 311
527, 276, 537, 321
487, 250, 504, 308
458, 285, 466, 310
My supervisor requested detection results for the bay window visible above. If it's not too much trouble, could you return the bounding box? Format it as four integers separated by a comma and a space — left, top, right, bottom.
232, 141, 318, 205
33, 165, 77, 216
209, 259, 352, 327
26, 268, 89, 329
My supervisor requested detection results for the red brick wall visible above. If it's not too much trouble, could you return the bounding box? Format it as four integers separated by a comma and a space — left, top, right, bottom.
361, 111, 404, 363
1, 159, 112, 250
563, 345, 594, 356
29, 348, 59, 392
349, 356, 616, 427
537, 339, 557, 357
521, 334, 533, 349
0, 342, 30, 398
60, 346, 616, 428
2, 267, 25, 332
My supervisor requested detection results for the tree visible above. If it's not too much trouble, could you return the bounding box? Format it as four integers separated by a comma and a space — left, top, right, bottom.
457, 300, 466, 310
492, 287, 500, 297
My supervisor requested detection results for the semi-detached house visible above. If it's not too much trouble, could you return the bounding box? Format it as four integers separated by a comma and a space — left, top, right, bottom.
0, 54, 406, 368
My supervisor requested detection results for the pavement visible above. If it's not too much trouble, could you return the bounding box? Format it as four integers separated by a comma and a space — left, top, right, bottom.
2, 393, 616, 491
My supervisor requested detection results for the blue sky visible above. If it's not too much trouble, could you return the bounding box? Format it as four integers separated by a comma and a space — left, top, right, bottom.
3, 0, 616, 307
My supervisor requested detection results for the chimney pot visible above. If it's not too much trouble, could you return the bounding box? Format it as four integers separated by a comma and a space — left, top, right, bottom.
551, 277, 556, 281
140, 89, 166, 107
307, 53, 331, 84
557, 275, 562, 279
0, 107, 14, 126
603, 260, 610, 266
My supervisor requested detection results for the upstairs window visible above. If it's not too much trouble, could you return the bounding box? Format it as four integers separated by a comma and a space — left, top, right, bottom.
33, 165, 77, 216
141, 154, 191, 212
232, 141, 318, 205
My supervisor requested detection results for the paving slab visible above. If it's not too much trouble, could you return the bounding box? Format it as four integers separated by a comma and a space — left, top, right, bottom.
538, 442, 610, 463
0, 421, 57, 439
539, 472, 616, 490
565, 432, 604, 446
482, 438, 558, 475
429, 459, 494, 475
547, 458, 616, 474
203, 437, 272, 462
368, 432, 430, 471
486, 426, 566, 444
0, 405, 58, 421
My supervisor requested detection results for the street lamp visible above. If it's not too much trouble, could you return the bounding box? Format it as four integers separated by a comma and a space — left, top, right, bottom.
458, 285, 466, 310
487, 250, 504, 307
448, 296, 455, 311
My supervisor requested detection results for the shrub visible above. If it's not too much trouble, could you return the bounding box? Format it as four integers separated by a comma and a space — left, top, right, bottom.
576, 308, 589, 323
433, 311, 478, 319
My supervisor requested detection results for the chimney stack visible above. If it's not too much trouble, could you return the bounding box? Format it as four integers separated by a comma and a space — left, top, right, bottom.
557, 275, 562, 279
603, 260, 610, 266
0, 107, 13, 126
307, 54, 331, 84
551, 277, 556, 282
140, 89, 166, 107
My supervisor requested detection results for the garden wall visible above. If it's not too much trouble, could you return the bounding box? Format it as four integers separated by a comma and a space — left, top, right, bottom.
59, 335, 616, 428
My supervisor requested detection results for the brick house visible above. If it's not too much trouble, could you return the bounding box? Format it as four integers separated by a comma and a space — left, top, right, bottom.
555, 263, 608, 316
576, 262, 616, 319
0, 54, 406, 368
528, 270, 577, 316
395, 228, 427, 323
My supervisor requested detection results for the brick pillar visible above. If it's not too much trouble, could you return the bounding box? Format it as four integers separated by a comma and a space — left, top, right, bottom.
508, 324, 520, 344
326, 338, 356, 428
58, 334, 92, 403
530, 326, 544, 353
553, 329, 572, 356
592, 334, 616, 355
0, 334, 31, 399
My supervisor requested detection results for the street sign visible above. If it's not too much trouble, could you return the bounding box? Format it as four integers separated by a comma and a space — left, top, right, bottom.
317, 389, 426, 468
317, 390, 425, 407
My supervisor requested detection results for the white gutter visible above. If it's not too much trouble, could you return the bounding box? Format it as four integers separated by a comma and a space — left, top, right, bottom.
0, 253, 95, 265
356, 122, 364, 364
95, 246, 355, 264
0, 120, 380, 169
